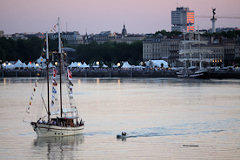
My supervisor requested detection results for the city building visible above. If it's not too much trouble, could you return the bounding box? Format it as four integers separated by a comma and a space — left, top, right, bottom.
49, 31, 84, 45
223, 43, 237, 66
235, 46, 240, 59
171, 7, 195, 32
0, 30, 4, 37
11, 33, 28, 40
209, 36, 240, 66
143, 34, 180, 66
92, 31, 111, 44
87, 25, 145, 44
202, 45, 224, 66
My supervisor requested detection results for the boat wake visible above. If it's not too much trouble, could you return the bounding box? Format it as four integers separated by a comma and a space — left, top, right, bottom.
120, 128, 224, 139
85, 119, 240, 139
85, 127, 224, 139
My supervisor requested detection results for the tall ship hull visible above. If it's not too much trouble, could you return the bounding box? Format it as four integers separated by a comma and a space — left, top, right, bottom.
178, 32, 213, 79
31, 122, 84, 137
189, 69, 210, 79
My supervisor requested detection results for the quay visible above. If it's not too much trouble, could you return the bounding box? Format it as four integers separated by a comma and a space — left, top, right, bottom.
1, 68, 240, 79
0, 69, 177, 78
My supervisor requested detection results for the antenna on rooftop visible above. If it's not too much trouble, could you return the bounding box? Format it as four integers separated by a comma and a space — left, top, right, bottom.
66, 22, 68, 32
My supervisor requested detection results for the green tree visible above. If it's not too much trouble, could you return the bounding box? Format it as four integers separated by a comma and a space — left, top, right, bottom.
74, 41, 143, 65
0, 37, 43, 62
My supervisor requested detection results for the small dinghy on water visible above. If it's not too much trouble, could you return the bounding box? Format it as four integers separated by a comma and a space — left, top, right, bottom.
116, 132, 127, 139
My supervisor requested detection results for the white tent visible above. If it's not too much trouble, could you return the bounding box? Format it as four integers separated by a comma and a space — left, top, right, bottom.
14, 59, 23, 68
92, 62, 100, 68
28, 62, 38, 68
36, 56, 46, 64
121, 61, 133, 69
92, 65, 99, 68
112, 64, 118, 68
49, 63, 54, 68
145, 60, 168, 68
68, 62, 77, 68
74, 62, 79, 67
22, 63, 27, 68
27, 62, 34, 68
102, 64, 108, 68
79, 62, 89, 68
4, 62, 15, 69
132, 65, 145, 69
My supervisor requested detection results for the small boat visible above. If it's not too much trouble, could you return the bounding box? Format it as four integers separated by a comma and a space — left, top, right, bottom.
177, 68, 209, 79
189, 69, 210, 79
29, 18, 84, 137
116, 132, 128, 139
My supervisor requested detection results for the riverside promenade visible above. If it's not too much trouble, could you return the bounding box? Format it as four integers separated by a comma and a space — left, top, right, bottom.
0, 68, 177, 78
1, 68, 240, 79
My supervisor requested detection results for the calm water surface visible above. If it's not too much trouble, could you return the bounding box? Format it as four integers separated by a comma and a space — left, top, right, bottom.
0, 77, 240, 159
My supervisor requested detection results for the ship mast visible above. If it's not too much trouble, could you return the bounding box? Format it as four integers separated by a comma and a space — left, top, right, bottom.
57, 17, 63, 118
46, 32, 50, 122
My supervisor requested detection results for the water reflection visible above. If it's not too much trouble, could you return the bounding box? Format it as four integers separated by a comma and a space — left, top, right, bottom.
33, 134, 84, 160
0, 77, 44, 85
96, 78, 100, 85
78, 79, 81, 85
117, 79, 121, 86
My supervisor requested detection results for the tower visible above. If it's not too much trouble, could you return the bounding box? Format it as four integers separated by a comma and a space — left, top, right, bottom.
122, 25, 127, 36
211, 8, 217, 33
171, 7, 195, 32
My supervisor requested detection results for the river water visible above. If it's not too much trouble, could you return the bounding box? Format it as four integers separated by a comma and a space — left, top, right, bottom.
0, 77, 240, 159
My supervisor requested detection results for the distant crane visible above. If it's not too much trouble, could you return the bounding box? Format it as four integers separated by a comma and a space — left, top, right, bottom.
195, 8, 240, 33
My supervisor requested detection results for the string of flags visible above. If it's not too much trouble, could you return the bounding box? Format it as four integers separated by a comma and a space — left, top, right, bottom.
26, 80, 38, 114
26, 68, 74, 114
67, 69, 74, 105
51, 68, 58, 108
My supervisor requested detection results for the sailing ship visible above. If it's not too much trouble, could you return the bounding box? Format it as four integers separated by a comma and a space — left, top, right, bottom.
177, 31, 212, 79
30, 18, 84, 137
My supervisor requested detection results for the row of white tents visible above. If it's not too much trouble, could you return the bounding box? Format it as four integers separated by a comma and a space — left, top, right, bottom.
2, 58, 54, 69
68, 60, 169, 69
2, 55, 169, 70
121, 60, 168, 69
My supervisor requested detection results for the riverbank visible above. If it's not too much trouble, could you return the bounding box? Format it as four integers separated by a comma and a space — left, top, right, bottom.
0, 69, 177, 78
1, 69, 240, 79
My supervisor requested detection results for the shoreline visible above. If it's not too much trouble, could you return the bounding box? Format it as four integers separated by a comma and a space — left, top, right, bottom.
1, 69, 240, 79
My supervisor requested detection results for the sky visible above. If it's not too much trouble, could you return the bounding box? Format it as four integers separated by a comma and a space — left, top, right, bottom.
0, 0, 240, 34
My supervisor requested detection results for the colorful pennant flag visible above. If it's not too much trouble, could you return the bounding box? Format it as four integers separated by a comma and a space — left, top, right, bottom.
52, 79, 57, 86
53, 68, 57, 79
52, 87, 57, 94
67, 69, 72, 80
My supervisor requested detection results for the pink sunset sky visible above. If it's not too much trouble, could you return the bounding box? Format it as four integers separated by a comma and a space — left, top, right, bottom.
0, 0, 240, 34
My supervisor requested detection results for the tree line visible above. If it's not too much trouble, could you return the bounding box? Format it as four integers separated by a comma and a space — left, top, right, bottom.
0, 37, 143, 65
69, 41, 142, 66
0, 37, 43, 62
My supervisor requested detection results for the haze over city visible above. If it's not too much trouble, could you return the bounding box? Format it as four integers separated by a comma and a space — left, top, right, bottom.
0, 0, 240, 34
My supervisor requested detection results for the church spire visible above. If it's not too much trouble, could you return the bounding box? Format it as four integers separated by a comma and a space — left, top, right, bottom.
122, 24, 127, 37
